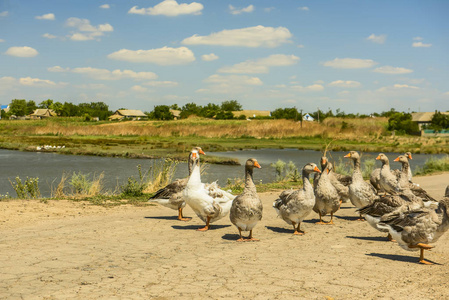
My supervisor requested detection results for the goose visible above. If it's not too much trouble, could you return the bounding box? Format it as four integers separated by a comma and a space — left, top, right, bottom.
344, 151, 378, 220
183, 150, 236, 231
313, 163, 341, 224
370, 152, 412, 193
148, 147, 205, 221
358, 193, 424, 241
313, 157, 351, 203
273, 163, 321, 234
230, 158, 263, 241
377, 153, 399, 194
377, 186, 449, 264
394, 155, 436, 204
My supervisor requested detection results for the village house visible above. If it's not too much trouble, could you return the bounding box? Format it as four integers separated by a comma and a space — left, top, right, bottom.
411, 111, 449, 130
108, 109, 148, 121
29, 109, 57, 119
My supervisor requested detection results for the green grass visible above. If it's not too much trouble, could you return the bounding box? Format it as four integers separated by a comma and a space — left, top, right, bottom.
414, 155, 449, 175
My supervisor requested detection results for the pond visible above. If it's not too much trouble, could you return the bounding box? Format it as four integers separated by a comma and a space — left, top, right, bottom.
0, 149, 445, 198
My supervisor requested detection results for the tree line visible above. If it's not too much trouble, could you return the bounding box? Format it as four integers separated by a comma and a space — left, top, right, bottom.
2, 99, 448, 132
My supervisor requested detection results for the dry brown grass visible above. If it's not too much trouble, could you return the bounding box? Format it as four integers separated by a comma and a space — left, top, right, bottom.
19, 117, 388, 139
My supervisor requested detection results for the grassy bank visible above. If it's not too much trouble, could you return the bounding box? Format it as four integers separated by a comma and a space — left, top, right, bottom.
0, 117, 448, 165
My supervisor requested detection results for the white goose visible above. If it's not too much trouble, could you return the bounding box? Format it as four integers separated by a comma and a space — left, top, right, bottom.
148, 147, 205, 221
183, 150, 236, 231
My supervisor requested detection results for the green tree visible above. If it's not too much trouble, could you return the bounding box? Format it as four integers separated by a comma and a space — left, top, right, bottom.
199, 103, 220, 118
149, 105, 174, 120
26, 100, 37, 115
271, 107, 300, 120
9, 99, 28, 116
430, 111, 449, 131
180, 102, 201, 118
388, 112, 418, 134
221, 100, 242, 111
39, 99, 54, 109
215, 111, 234, 120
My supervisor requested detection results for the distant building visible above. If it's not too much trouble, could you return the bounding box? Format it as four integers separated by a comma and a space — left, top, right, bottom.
109, 109, 147, 121
411, 112, 449, 130
29, 109, 57, 119
303, 113, 314, 121
231, 110, 271, 119
0, 105, 9, 119
170, 109, 181, 120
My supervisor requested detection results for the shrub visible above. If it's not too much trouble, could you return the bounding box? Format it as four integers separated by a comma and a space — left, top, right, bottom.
9, 176, 41, 199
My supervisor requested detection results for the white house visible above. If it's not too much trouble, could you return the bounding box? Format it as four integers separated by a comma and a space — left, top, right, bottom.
303, 113, 314, 121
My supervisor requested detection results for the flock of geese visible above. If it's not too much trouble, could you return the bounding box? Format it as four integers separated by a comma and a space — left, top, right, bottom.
149, 147, 449, 265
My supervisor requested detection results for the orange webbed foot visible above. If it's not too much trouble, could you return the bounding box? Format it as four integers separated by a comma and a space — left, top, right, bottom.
293, 230, 305, 235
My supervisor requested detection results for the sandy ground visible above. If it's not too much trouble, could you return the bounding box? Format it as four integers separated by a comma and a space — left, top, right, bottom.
1, 173, 449, 299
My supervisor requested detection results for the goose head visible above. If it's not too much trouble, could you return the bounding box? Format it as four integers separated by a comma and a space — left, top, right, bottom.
376, 153, 389, 164
320, 156, 328, 170
344, 151, 360, 161
245, 158, 261, 171
193, 147, 206, 155
405, 152, 413, 160
394, 155, 409, 164
303, 162, 321, 174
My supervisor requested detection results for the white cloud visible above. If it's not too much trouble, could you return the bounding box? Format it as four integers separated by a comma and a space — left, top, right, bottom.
131, 85, 148, 92
328, 80, 361, 88
0, 39, 5, 42
128, 0, 203, 16
35, 13, 55, 20
444, 92, 449, 96
107, 46, 195, 65
65, 17, 113, 41
298, 7, 309, 11
373, 66, 413, 74
182, 25, 292, 48
413, 36, 423, 41
75, 83, 107, 89
229, 5, 254, 15
291, 84, 324, 92
47, 66, 70, 72
323, 58, 377, 69
100, 4, 110, 9
412, 41, 432, 48
5, 46, 39, 57
297, 44, 305, 48
19, 77, 56, 87
144, 81, 178, 87
377, 84, 419, 92
48, 66, 158, 81
0, 11, 8, 17
42, 33, 57, 39
393, 84, 419, 89
366, 34, 386, 44
264, 7, 275, 12
218, 54, 299, 74
204, 74, 263, 86
201, 53, 219, 61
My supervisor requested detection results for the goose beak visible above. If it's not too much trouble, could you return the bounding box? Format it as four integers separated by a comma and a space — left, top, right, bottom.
254, 161, 262, 169
344, 153, 351, 158
376, 155, 381, 160
199, 149, 206, 155
408, 154, 413, 160
313, 166, 321, 173
394, 157, 400, 162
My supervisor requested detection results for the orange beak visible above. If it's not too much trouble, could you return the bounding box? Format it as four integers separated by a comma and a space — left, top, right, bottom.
376, 155, 381, 160
344, 153, 351, 158
408, 154, 412, 160
313, 166, 321, 173
199, 149, 206, 155
254, 161, 261, 169
394, 157, 400, 162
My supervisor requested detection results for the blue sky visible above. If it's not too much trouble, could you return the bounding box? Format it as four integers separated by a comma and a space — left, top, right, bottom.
0, 0, 448, 114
